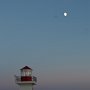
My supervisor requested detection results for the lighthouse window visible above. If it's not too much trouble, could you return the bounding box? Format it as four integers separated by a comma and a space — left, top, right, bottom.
25, 71, 30, 76
21, 71, 25, 76
23, 72, 26, 76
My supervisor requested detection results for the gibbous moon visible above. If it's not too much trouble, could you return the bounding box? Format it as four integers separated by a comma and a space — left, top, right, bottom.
64, 12, 67, 16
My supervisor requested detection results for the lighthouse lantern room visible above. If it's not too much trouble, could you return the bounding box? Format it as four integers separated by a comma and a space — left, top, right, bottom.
15, 66, 37, 90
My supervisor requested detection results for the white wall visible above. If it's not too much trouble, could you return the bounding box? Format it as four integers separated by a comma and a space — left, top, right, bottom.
19, 84, 33, 90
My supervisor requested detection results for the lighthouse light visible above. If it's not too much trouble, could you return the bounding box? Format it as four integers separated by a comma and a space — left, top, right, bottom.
26, 71, 31, 76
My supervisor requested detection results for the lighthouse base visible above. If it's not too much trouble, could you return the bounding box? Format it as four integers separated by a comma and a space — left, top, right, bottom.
19, 84, 33, 90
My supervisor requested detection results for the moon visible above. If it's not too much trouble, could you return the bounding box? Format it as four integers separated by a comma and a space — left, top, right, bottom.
64, 12, 67, 16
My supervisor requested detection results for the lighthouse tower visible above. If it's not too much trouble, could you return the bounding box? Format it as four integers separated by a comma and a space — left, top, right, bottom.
15, 66, 37, 90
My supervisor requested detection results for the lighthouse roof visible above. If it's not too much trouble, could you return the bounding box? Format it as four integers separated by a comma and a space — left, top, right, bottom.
20, 66, 32, 70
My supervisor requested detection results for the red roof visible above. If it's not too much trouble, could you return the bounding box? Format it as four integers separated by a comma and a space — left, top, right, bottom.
20, 66, 32, 70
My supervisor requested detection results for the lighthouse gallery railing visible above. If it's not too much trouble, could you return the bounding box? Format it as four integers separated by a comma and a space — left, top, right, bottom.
15, 76, 37, 82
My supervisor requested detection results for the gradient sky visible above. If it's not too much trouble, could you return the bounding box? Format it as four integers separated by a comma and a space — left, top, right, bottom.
0, 0, 90, 90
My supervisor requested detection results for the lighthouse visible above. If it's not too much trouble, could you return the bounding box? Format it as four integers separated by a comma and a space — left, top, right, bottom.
15, 66, 37, 90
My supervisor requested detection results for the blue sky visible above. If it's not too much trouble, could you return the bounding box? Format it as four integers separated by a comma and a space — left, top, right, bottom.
0, 0, 90, 90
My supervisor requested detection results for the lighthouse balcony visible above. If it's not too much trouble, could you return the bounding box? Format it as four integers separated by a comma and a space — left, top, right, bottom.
15, 76, 37, 85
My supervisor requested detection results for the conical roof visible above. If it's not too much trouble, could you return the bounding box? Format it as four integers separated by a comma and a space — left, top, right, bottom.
20, 66, 32, 70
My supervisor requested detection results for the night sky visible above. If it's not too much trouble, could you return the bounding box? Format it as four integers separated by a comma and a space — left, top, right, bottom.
0, 0, 90, 90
